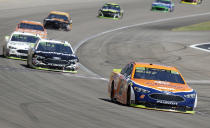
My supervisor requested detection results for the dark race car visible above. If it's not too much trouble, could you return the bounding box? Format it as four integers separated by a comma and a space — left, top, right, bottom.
43, 11, 72, 31
27, 39, 79, 73
180, 0, 202, 5
98, 3, 124, 19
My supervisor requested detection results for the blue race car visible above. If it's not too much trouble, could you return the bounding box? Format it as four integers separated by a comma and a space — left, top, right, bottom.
151, 0, 175, 12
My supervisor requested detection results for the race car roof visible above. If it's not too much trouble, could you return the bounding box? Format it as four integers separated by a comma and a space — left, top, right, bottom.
19, 20, 43, 26
11, 31, 41, 37
49, 11, 70, 18
38, 39, 71, 45
134, 62, 178, 71
105, 2, 119, 6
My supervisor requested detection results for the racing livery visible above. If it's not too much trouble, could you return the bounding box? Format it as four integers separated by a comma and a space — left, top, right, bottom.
16, 20, 47, 39
43, 11, 72, 31
3, 31, 40, 60
27, 39, 79, 73
98, 3, 124, 19
108, 62, 197, 113
151, 0, 174, 12
180, 0, 202, 5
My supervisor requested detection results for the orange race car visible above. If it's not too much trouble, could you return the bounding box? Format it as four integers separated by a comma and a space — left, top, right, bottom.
16, 20, 47, 39
108, 62, 197, 114
43, 11, 72, 31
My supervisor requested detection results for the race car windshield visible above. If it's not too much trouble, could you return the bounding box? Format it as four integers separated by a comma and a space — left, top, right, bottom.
156, 0, 171, 4
103, 5, 120, 11
48, 14, 68, 21
19, 23, 44, 31
134, 67, 185, 84
37, 42, 73, 54
11, 34, 39, 43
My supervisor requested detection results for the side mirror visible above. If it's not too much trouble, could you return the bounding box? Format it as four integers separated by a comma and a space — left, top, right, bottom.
5, 36, 10, 42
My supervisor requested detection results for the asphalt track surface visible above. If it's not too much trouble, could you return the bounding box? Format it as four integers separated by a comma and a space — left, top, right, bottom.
0, 0, 210, 128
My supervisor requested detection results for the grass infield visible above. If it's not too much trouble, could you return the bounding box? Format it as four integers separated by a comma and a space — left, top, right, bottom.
172, 21, 210, 31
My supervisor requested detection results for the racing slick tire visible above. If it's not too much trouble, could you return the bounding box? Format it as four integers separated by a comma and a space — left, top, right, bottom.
198, 0, 202, 4
170, 7, 174, 12
98, 11, 104, 17
65, 25, 71, 31
3, 45, 9, 58
110, 82, 115, 102
126, 86, 131, 106
27, 57, 35, 69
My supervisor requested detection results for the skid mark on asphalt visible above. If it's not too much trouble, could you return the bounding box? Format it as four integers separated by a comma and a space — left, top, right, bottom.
74, 11, 210, 80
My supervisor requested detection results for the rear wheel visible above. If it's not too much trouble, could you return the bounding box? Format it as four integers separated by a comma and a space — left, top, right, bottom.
110, 82, 115, 102
127, 86, 131, 106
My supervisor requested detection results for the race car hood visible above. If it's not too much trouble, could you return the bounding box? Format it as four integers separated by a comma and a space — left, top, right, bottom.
45, 18, 68, 23
152, 2, 171, 8
101, 9, 119, 13
132, 78, 193, 93
8, 41, 34, 50
35, 51, 78, 61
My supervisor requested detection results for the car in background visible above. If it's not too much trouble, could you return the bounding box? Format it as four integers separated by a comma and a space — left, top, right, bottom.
151, 0, 174, 12
43, 11, 72, 31
16, 20, 47, 39
3, 31, 40, 60
108, 62, 197, 114
180, 0, 202, 5
27, 39, 79, 73
98, 3, 124, 19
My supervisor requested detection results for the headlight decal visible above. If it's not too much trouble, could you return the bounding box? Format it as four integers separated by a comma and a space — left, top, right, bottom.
184, 93, 196, 98
134, 86, 150, 93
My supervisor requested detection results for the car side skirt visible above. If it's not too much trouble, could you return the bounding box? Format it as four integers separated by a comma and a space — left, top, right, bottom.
98, 16, 120, 20
130, 104, 195, 114
7, 56, 27, 61
33, 66, 78, 73
180, 1, 198, 5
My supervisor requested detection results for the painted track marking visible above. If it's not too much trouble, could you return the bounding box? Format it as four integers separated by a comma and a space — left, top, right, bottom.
190, 42, 210, 53
73, 12, 210, 83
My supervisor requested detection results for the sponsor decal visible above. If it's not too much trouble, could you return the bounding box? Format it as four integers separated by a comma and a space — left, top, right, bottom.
157, 100, 178, 105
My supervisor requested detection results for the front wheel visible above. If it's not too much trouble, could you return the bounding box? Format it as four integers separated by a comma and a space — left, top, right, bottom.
27, 57, 35, 69
110, 83, 115, 102
3, 46, 8, 58
126, 86, 131, 106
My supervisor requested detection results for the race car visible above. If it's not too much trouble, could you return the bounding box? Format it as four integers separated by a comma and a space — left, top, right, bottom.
180, 0, 202, 5
98, 3, 124, 19
108, 62, 197, 114
16, 20, 47, 39
151, 0, 174, 12
43, 11, 72, 31
3, 31, 41, 60
27, 39, 79, 73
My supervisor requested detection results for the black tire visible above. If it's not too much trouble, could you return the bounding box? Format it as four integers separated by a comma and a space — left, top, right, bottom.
127, 86, 131, 106
110, 82, 115, 102
3, 46, 8, 58
27, 57, 35, 69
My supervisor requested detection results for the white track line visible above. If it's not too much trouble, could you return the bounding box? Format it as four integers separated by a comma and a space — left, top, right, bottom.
190, 42, 210, 53
63, 73, 108, 81
73, 11, 210, 83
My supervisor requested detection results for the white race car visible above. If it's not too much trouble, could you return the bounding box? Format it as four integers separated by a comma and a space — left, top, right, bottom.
3, 31, 41, 60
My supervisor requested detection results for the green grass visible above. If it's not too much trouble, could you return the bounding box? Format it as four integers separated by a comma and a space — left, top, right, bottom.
172, 21, 210, 31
